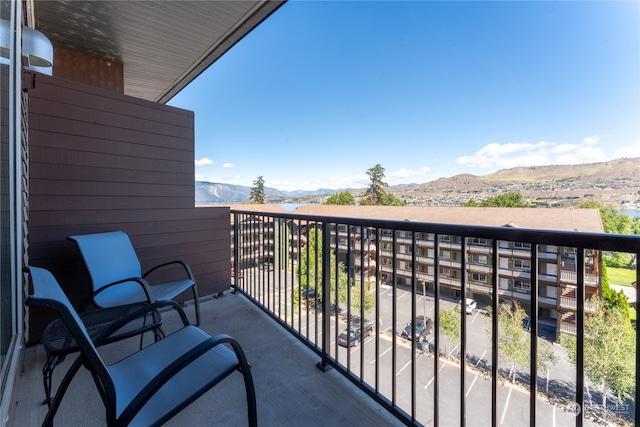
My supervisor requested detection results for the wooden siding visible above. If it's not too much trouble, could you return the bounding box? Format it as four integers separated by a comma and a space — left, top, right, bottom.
52, 47, 124, 93
26, 72, 230, 342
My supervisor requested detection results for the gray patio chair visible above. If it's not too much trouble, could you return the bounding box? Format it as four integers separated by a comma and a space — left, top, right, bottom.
68, 231, 201, 325
25, 266, 257, 427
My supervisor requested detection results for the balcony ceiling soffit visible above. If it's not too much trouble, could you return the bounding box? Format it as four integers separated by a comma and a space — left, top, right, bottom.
33, 0, 285, 103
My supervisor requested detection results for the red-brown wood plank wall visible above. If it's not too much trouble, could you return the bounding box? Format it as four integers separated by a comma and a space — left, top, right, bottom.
25, 72, 230, 342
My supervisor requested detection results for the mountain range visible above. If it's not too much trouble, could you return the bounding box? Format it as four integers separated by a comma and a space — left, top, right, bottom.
196, 158, 640, 208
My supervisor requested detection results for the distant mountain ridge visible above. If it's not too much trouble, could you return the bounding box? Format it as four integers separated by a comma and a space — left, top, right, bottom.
196, 158, 640, 206
195, 181, 335, 204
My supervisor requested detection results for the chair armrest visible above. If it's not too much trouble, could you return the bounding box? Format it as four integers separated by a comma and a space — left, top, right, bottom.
119, 332, 249, 425
142, 260, 195, 282
80, 276, 156, 311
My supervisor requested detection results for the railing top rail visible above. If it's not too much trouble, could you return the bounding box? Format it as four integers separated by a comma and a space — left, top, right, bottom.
231, 209, 640, 253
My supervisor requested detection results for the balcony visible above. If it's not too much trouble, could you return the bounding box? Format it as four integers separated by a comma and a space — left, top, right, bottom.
9, 209, 639, 426
230, 209, 639, 426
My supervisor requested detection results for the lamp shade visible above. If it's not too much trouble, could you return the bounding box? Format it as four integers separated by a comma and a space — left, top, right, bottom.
22, 25, 53, 68
0, 19, 54, 73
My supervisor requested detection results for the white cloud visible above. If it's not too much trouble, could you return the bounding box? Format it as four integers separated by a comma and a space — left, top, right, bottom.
582, 135, 600, 146
613, 141, 640, 158
222, 162, 235, 168
455, 136, 617, 171
556, 145, 604, 164
456, 141, 551, 168
390, 166, 431, 178
550, 144, 578, 154
195, 157, 213, 167
195, 173, 207, 181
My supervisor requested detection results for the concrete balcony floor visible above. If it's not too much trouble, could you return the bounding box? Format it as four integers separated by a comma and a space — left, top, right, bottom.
13, 291, 404, 426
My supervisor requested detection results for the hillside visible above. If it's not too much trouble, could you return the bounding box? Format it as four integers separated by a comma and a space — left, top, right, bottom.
196, 158, 640, 208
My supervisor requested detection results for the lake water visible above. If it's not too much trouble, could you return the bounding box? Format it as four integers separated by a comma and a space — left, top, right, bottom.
280, 203, 302, 211
620, 209, 640, 219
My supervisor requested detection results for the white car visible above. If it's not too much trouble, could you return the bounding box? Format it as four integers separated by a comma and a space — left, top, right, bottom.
459, 298, 477, 314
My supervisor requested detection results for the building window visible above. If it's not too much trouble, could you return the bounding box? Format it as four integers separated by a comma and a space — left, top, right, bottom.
471, 273, 488, 283
439, 267, 452, 277
383, 258, 392, 265
513, 259, 531, 270
405, 262, 413, 270
471, 237, 488, 245
514, 242, 532, 249
381, 229, 392, 236
513, 280, 531, 291
441, 235, 451, 242
382, 243, 391, 250
470, 254, 488, 264
440, 250, 451, 260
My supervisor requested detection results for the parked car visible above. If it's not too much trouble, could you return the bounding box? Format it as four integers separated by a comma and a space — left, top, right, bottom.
337, 321, 373, 347
523, 317, 531, 332
401, 315, 432, 342
457, 298, 477, 315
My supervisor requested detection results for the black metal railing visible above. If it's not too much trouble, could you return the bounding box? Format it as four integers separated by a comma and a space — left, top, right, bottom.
231, 209, 639, 427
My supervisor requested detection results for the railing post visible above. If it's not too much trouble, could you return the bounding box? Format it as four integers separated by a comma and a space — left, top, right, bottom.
317, 221, 333, 372
232, 212, 240, 294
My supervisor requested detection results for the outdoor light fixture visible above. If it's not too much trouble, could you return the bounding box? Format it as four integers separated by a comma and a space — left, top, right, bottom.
0, 19, 53, 74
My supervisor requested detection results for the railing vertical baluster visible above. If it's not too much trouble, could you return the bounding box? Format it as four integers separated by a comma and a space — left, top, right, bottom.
314, 221, 320, 345
375, 227, 381, 394
392, 228, 398, 407
411, 231, 417, 421
530, 244, 539, 427
636, 252, 639, 427
346, 224, 352, 371
317, 221, 332, 372
460, 236, 467, 427
360, 226, 366, 380
491, 238, 499, 427
576, 248, 585, 427
434, 234, 440, 427
233, 212, 239, 293
334, 223, 339, 361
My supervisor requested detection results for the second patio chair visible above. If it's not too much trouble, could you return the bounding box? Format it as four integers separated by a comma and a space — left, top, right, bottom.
68, 231, 201, 325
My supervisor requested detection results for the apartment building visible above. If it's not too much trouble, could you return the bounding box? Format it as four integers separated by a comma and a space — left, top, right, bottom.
233, 205, 604, 341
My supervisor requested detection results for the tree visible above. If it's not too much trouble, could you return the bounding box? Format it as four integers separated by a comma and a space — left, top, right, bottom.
325, 191, 355, 205
361, 164, 388, 205
380, 193, 405, 206
473, 191, 530, 208
577, 201, 632, 235
578, 201, 634, 267
561, 296, 635, 413
489, 302, 557, 383
249, 176, 265, 204
296, 228, 373, 313
439, 308, 461, 357
600, 261, 630, 319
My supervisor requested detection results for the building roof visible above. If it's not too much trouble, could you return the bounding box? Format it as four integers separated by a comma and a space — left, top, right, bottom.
292, 205, 605, 233
33, 0, 286, 103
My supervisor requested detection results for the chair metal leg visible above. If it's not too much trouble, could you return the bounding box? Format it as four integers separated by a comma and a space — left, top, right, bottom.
192, 286, 201, 326
43, 356, 83, 427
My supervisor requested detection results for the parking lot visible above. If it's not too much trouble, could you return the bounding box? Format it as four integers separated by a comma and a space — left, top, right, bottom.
246, 268, 631, 425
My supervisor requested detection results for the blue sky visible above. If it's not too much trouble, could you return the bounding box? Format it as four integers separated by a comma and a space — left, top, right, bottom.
168, 1, 640, 192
